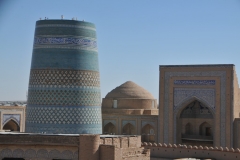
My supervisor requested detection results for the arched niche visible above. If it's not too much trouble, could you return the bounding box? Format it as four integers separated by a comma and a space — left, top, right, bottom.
199, 122, 212, 136
122, 123, 135, 135
176, 99, 214, 146
185, 123, 193, 135
3, 119, 20, 131
141, 124, 155, 142
103, 122, 116, 134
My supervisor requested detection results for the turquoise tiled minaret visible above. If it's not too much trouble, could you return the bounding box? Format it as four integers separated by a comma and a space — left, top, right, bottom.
25, 19, 102, 134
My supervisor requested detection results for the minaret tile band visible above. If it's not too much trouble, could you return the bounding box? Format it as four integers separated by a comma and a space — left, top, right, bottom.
26, 20, 102, 134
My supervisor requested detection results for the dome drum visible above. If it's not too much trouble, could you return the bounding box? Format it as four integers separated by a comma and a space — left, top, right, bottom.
102, 98, 157, 109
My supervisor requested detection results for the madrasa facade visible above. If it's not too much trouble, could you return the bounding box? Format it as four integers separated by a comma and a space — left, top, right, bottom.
102, 64, 240, 149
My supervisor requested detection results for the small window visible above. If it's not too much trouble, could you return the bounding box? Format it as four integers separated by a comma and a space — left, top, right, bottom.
151, 100, 155, 108
113, 100, 117, 108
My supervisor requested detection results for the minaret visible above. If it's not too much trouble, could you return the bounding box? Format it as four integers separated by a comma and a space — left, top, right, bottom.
25, 19, 102, 134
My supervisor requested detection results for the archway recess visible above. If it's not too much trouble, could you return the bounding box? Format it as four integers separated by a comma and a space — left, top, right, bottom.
103, 122, 116, 134
141, 124, 155, 142
177, 100, 214, 147
3, 119, 20, 131
122, 123, 135, 135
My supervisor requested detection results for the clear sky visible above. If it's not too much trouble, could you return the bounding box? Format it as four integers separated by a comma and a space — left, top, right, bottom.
0, 0, 240, 101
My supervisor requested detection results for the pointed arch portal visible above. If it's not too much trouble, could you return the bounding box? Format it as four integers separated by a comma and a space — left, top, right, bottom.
177, 100, 214, 146
122, 123, 135, 135
103, 122, 116, 134
3, 119, 20, 131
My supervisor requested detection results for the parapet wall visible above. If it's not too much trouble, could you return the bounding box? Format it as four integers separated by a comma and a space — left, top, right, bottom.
0, 133, 150, 160
142, 142, 240, 160
99, 136, 150, 160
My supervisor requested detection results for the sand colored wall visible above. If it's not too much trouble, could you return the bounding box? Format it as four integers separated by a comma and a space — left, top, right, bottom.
0, 134, 150, 160
102, 98, 157, 109
102, 115, 158, 142
0, 134, 79, 160
159, 65, 234, 148
233, 68, 240, 119
143, 143, 240, 160
100, 136, 150, 160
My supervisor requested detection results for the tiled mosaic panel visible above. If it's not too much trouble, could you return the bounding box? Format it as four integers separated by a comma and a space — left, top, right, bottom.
28, 89, 101, 106
174, 88, 215, 111
31, 49, 99, 71
180, 101, 213, 118
36, 23, 96, 31
26, 106, 102, 134
2, 114, 20, 125
26, 106, 101, 124
34, 37, 97, 46
29, 69, 100, 88
34, 36, 97, 51
174, 80, 215, 85
162, 70, 226, 146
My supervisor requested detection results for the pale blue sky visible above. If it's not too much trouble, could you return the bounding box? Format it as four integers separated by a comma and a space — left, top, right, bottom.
0, 0, 240, 101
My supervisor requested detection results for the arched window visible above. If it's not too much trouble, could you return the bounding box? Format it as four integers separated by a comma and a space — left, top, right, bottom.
3, 119, 20, 131
122, 123, 135, 135
141, 124, 155, 135
199, 122, 212, 136
185, 123, 193, 135
141, 124, 155, 142
103, 122, 116, 134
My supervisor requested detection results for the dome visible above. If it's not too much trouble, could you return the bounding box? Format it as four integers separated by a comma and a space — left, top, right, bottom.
105, 81, 154, 99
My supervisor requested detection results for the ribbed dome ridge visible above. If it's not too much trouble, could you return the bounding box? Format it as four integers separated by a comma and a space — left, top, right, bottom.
105, 81, 154, 99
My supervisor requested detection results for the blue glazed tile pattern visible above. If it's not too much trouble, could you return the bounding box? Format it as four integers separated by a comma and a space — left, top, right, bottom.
31, 50, 99, 71
174, 80, 215, 85
29, 69, 100, 88
28, 88, 101, 106
174, 88, 215, 111
36, 24, 96, 31
26, 20, 102, 134
34, 37, 97, 51
26, 105, 102, 134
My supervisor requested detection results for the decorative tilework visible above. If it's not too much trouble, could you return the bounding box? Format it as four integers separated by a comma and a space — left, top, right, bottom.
34, 36, 97, 51
26, 105, 102, 134
180, 100, 213, 118
31, 50, 99, 71
29, 69, 100, 88
174, 80, 215, 85
2, 114, 21, 125
161, 71, 226, 146
174, 88, 215, 111
26, 20, 102, 134
28, 89, 101, 106
36, 24, 96, 31
34, 37, 96, 46
26, 106, 101, 125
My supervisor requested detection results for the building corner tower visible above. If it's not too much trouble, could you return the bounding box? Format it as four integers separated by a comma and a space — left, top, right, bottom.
26, 19, 102, 134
